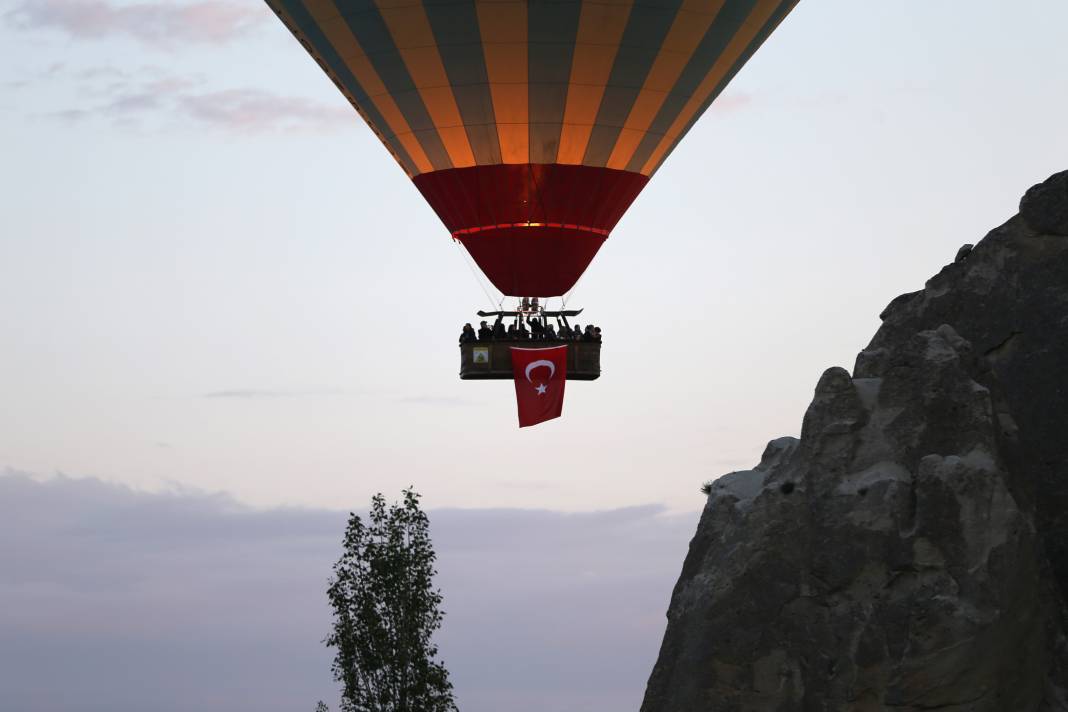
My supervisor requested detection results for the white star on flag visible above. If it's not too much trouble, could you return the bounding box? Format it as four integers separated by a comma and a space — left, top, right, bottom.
535, 383, 548, 395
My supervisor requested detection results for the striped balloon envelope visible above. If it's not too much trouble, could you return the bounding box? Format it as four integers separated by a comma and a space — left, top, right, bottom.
265, 0, 799, 296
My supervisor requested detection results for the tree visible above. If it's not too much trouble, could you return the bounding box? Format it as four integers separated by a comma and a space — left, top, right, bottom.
325, 489, 457, 712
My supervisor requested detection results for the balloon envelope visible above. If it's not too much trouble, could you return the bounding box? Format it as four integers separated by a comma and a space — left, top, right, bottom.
266, 0, 798, 295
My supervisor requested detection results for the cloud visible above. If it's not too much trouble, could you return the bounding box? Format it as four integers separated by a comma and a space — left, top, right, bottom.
179, 88, 353, 132
203, 389, 284, 399
6, 0, 266, 47
396, 395, 481, 408
709, 91, 754, 114
0, 472, 694, 712
44, 107, 90, 122
203, 388, 349, 399
36, 66, 353, 133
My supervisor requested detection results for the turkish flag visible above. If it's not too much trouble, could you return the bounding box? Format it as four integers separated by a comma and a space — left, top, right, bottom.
510, 346, 567, 428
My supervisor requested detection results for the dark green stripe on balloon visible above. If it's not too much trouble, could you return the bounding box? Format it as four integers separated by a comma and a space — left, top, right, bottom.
581, 0, 684, 167
527, 0, 582, 164
625, 0, 759, 174
649, 0, 797, 175
273, 0, 420, 175
422, 0, 503, 166
336, 4, 454, 170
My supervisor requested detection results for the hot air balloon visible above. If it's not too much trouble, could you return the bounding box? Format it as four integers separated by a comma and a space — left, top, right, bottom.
264, 0, 797, 380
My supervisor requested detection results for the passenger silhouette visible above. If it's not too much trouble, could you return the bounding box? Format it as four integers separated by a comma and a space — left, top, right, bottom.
459, 323, 477, 344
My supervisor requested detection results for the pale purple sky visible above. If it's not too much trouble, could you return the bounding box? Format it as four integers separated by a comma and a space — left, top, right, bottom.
0, 473, 693, 712
2, 0, 1068, 709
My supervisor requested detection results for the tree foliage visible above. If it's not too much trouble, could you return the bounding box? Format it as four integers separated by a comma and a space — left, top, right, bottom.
325, 489, 456, 712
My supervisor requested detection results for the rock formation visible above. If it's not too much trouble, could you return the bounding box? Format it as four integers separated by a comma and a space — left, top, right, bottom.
641, 171, 1068, 711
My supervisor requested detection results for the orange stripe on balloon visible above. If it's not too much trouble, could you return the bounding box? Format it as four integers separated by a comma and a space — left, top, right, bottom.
605, 0, 725, 170
264, 0, 416, 176
300, 0, 433, 175
640, 0, 783, 176
375, 1, 477, 168
475, 1, 528, 164
556, 0, 633, 166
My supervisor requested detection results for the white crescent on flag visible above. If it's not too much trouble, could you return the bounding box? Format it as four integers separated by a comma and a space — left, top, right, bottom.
525, 360, 556, 382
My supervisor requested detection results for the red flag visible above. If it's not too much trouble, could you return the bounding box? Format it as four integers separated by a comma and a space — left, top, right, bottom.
510, 346, 567, 428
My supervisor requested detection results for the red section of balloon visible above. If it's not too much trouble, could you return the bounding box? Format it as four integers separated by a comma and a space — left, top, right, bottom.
455, 226, 605, 297
414, 164, 648, 296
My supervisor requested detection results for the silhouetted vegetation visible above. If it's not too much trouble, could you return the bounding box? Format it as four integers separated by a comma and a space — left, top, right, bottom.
325, 489, 456, 712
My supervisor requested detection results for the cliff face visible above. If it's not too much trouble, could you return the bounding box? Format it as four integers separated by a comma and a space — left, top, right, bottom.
641, 172, 1068, 712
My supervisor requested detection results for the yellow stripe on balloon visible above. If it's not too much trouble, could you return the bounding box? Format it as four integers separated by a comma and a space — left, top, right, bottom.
300, 0, 434, 175
640, 0, 784, 176
476, 1, 528, 165
605, 0, 725, 171
375, 0, 477, 169
556, 0, 633, 166
264, 0, 417, 175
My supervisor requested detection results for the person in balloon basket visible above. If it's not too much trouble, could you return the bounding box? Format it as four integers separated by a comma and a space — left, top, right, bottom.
528, 317, 545, 340
492, 319, 507, 340
557, 323, 572, 340
582, 325, 597, 342
516, 321, 530, 340
459, 323, 477, 344
477, 320, 493, 341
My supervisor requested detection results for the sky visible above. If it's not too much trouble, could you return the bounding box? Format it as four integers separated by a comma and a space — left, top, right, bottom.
2, 0, 1068, 513
0, 473, 694, 712
2, 0, 1068, 709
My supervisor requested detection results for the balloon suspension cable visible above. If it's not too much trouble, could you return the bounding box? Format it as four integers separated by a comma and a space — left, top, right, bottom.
454, 240, 502, 312
561, 269, 589, 309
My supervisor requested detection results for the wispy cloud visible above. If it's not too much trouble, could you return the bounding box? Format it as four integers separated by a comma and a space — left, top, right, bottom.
708, 91, 754, 114
45, 107, 90, 122
34, 65, 352, 133
179, 88, 353, 132
203, 388, 348, 399
492, 479, 558, 491
6, 0, 266, 47
3, 62, 64, 93
0, 472, 694, 712
397, 395, 482, 408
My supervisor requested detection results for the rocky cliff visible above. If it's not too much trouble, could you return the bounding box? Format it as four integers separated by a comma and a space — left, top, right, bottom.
641, 172, 1068, 712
